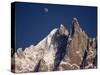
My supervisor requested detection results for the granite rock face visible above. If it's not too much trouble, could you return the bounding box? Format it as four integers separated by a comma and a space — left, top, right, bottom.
11, 18, 97, 73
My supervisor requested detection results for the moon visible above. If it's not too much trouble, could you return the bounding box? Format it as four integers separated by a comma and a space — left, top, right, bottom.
44, 8, 48, 12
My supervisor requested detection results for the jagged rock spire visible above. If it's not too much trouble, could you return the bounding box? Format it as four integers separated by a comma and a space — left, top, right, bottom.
72, 17, 79, 25
59, 24, 69, 36
71, 18, 80, 37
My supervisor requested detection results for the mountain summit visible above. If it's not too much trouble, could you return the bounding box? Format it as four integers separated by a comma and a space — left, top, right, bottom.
11, 18, 97, 73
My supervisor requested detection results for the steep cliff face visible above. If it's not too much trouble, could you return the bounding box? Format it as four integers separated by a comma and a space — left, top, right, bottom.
11, 18, 97, 73
59, 18, 88, 70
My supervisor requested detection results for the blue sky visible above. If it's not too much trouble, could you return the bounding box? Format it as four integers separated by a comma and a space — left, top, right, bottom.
15, 2, 97, 49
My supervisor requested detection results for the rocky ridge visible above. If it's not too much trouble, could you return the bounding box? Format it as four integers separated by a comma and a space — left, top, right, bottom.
11, 18, 97, 73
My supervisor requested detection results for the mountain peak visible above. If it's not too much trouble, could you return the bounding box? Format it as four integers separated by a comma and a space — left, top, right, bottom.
11, 19, 97, 73
60, 24, 65, 29
70, 18, 81, 37
72, 17, 80, 27
58, 24, 69, 36
73, 17, 78, 22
